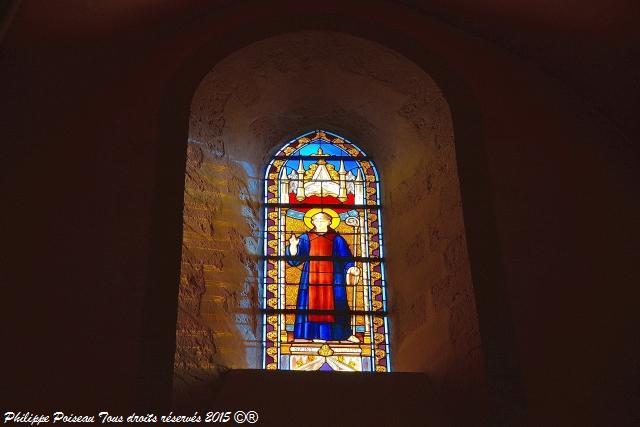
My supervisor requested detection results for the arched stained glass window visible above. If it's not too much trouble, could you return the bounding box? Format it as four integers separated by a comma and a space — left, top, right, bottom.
262, 130, 391, 372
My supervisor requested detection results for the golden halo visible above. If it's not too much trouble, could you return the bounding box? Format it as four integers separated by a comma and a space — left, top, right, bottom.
304, 208, 341, 229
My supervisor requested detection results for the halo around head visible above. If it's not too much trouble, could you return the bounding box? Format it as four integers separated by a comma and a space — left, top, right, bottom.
304, 208, 341, 230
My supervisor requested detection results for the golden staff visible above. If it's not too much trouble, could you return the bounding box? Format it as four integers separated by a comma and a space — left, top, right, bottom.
345, 216, 359, 335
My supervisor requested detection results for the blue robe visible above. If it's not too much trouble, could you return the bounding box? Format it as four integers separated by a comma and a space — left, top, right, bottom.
286, 230, 354, 340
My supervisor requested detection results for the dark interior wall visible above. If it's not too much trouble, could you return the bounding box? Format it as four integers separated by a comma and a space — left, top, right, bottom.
3, 1, 638, 425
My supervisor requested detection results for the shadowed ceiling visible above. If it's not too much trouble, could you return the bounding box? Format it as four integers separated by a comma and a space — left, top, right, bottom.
3, 0, 638, 139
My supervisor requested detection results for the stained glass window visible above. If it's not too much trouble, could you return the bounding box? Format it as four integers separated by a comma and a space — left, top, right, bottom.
262, 130, 391, 372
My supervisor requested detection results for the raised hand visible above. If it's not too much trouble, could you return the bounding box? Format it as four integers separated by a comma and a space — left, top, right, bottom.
288, 234, 299, 255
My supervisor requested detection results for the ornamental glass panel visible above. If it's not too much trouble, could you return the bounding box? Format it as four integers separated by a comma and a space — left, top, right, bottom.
262, 130, 391, 372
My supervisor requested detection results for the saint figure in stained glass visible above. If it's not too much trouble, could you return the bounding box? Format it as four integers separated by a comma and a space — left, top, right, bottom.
287, 209, 361, 342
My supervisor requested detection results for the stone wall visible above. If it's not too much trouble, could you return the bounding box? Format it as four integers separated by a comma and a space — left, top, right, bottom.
174, 31, 484, 413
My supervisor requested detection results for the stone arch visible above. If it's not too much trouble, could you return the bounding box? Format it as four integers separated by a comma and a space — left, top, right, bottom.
141, 9, 520, 423
167, 29, 483, 414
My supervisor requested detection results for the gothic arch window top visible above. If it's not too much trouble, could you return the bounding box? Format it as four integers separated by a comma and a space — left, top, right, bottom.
262, 130, 390, 372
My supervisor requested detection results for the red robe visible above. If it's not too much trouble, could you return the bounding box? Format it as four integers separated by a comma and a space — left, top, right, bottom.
287, 229, 354, 340
307, 232, 336, 322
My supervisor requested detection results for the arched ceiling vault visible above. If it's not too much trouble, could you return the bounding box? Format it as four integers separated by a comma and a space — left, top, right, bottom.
4, 0, 638, 138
